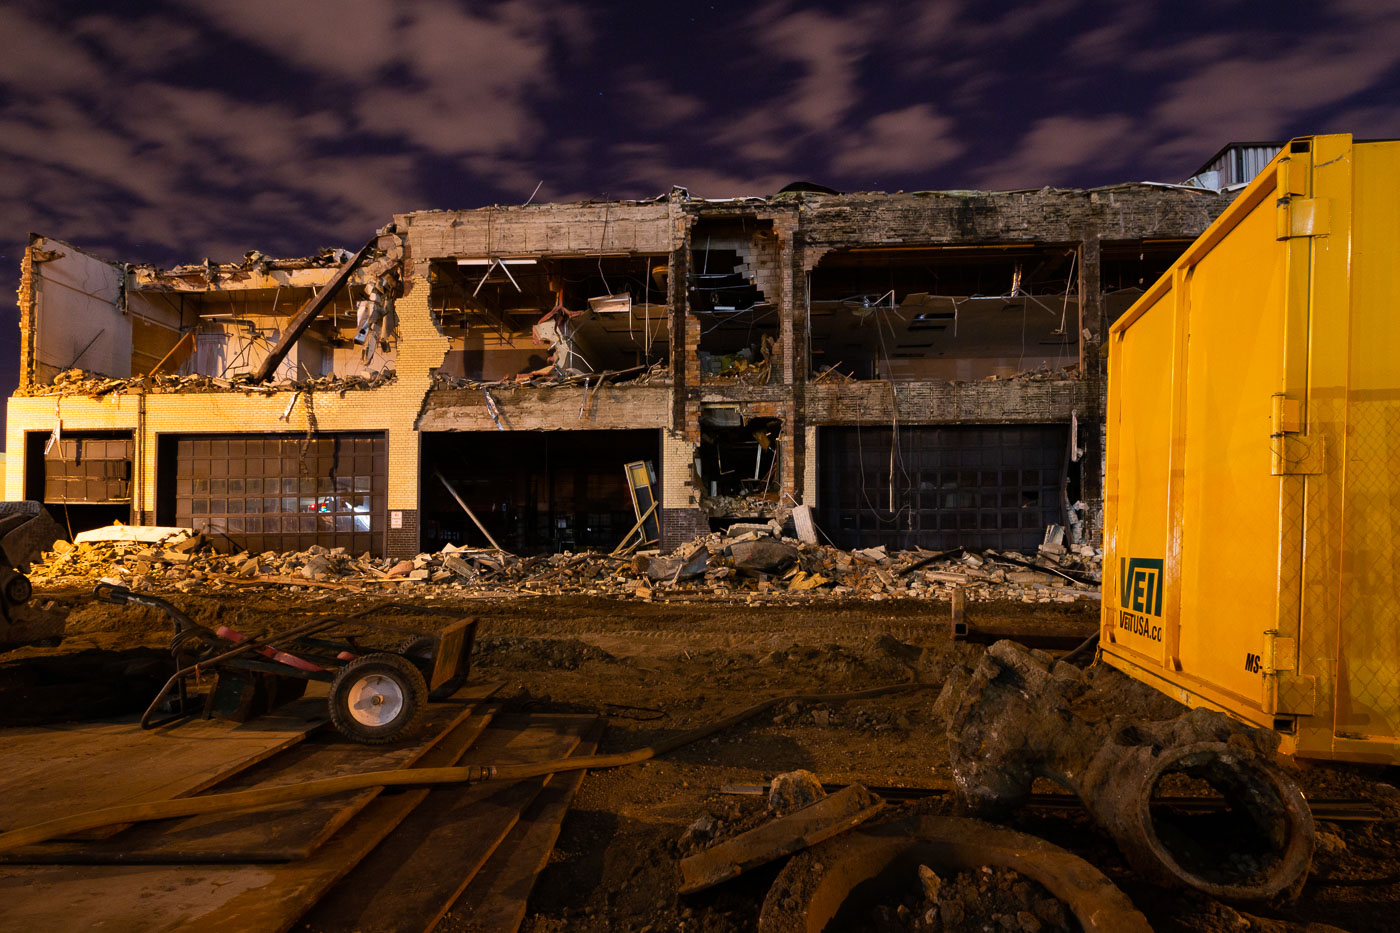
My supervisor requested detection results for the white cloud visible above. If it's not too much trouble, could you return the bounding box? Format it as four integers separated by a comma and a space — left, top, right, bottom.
977, 115, 1136, 190
830, 104, 963, 179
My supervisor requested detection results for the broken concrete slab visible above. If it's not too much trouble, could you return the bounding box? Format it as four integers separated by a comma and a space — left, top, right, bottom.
729, 539, 798, 574
768, 770, 826, 815
791, 505, 817, 545
72, 525, 193, 545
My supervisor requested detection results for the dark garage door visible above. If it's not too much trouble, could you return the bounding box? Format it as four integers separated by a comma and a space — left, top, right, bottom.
817, 424, 1069, 552
170, 433, 386, 554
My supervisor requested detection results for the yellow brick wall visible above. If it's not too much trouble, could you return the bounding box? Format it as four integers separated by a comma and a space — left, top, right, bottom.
804, 425, 818, 506
5, 268, 449, 518
660, 429, 698, 508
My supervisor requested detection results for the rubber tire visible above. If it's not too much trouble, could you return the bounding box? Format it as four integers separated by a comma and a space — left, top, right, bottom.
328, 653, 427, 744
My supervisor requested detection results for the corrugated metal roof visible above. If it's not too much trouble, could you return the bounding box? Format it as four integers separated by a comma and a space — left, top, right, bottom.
1188, 142, 1284, 188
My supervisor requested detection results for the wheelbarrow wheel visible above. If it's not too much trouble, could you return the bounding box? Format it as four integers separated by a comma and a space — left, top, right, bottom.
329, 653, 427, 744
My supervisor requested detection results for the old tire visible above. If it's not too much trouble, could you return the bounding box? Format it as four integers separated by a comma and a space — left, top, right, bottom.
329, 653, 427, 744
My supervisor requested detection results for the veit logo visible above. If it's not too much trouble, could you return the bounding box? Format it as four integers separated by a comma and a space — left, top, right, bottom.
1117, 557, 1165, 643
1120, 557, 1164, 616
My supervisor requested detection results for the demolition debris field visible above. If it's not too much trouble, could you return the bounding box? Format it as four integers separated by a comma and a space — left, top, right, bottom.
4, 587, 1399, 933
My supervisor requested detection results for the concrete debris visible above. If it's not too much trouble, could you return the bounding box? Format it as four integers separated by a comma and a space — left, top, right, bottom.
433, 359, 670, 391
72, 525, 196, 546
26, 521, 1101, 605
791, 505, 817, 545
19, 367, 397, 398
768, 770, 827, 815
700, 494, 782, 519
729, 538, 799, 574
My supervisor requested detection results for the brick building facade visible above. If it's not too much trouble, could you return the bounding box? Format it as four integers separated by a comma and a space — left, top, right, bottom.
5, 184, 1232, 557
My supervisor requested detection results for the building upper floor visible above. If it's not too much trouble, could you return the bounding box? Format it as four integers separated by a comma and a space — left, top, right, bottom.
14, 183, 1233, 408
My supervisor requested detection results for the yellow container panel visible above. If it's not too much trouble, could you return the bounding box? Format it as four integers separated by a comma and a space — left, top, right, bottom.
1104, 134, 1400, 764
1335, 141, 1400, 747
1177, 199, 1287, 707
1104, 291, 1174, 667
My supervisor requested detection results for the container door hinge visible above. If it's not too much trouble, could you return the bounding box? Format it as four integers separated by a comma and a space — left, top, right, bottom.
1262, 633, 1316, 715
1276, 196, 1331, 239
1265, 673, 1317, 715
1271, 395, 1326, 474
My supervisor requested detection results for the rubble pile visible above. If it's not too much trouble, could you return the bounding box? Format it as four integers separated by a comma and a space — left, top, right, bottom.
19, 368, 396, 398
432, 359, 671, 391
27, 522, 1100, 605
976, 362, 1079, 383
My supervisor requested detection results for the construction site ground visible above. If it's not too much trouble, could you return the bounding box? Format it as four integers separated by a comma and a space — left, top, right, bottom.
4, 587, 1399, 933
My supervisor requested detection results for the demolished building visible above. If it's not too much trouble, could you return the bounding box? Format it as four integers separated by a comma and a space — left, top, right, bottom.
4, 183, 1232, 558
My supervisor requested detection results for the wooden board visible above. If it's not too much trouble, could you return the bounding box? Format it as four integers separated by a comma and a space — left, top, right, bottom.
447, 721, 604, 933
0, 691, 493, 933
0, 697, 326, 836
1, 683, 503, 864
300, 713, 599, 933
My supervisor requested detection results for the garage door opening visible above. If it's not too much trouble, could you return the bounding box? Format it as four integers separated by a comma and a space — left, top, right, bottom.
24, 430, 134, 537
422, 430, 661, 555
816, 425, 1072, 552
157, 433, 387, 555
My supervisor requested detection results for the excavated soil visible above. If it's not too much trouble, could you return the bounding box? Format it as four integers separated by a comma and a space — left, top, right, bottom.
4, 587, 1399, 933
856, 863, 1077, 932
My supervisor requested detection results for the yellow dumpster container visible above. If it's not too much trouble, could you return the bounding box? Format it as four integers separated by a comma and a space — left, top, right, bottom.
1101, 133, 1400, 764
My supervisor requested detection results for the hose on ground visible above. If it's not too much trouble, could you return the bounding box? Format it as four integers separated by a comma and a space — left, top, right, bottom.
1060, 631, 1100, 664
0, 679, 926, 853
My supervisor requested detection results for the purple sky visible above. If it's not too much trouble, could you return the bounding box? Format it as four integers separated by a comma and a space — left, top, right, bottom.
3, 0, 1399, 440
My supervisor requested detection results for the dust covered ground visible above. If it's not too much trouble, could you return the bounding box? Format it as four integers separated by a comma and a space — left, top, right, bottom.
3, 586, 1398, 933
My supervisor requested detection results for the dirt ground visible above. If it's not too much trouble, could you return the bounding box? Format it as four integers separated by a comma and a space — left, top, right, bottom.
3, 586, 1399, 933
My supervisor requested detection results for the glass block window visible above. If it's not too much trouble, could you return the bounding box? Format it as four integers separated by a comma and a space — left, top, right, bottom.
174, 433, 386, 554
817, 425, 1068, 552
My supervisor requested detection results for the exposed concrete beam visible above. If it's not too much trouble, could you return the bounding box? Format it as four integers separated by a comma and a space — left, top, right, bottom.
252, 236, 377, 383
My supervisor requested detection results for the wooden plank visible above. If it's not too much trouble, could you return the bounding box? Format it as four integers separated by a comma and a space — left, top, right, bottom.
301, 714, 598, 933
447, 720, 604, 933
0, 697, 327, 837
2, 684, 503, 864
0, 689, 493, 933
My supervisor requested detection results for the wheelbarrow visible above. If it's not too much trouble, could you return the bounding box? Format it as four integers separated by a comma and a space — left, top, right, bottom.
94, 583, 477, 744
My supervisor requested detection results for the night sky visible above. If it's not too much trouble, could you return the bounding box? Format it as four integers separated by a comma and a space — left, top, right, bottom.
3, 0, 1399, 440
